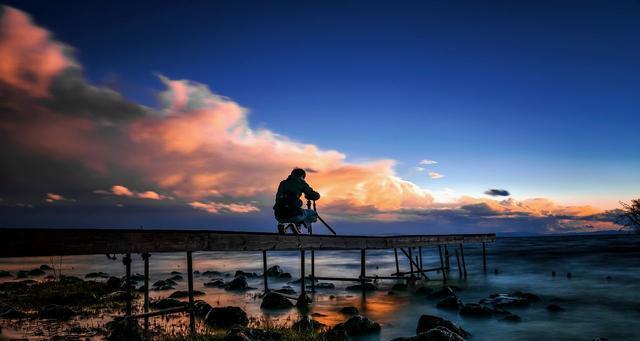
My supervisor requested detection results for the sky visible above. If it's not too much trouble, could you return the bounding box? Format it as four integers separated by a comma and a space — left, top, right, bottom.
0, 1, 638, 234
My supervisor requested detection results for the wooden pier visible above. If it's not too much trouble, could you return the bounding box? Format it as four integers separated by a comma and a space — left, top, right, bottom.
0, 228, 495, 335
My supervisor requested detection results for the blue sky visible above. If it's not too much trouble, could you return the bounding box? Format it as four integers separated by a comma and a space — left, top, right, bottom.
0, 1, 638, 233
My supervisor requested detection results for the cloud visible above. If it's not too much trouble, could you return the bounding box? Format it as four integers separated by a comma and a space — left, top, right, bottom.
96, 185, 169, 200
189, 201, 260, 214
0, 6, 624, 234
429, 172, 445, 179
484, 189, 510, 197
45, 192, 74, 203
413, 167, 425, 172
420, 159, 438, 165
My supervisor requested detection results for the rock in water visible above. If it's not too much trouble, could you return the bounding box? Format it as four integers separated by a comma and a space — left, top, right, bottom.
266, 265, 284, 277
339, 306, 359, 315
235, 270, 259, 278
428, 287, 456, 300
416, 315, 470, 338
39, 264, 53, 270
106, 276, 122, 289
0, 270, 11, 277
225, 276, 248, 290
151, 298, 185, 309
39, 305, 77, 320
392, 283, 408, 291
333, 315, 381, 336
437, 296, 464, 310
292, 315, 326, 331
106, 317, 142, 341
169, 290, 205, 298
459, 304, 493, 318
204, 279, 225, 288
296, 293, 312, 310
204, 306, 249, 328
422, 326, 468, 341
546, 304, 565, 312
260, 292, 293, 309
193, 300, 212, 318
28, 268, 46, 276
275, 287, 296, 295
479, 291, 539, 308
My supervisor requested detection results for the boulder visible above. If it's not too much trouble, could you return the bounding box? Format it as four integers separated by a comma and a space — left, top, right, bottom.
193, 300, 212, 318
153, 284, 174, 291
225, 276, 248, 290
40, 264, 53, 270
234, 270, 259, 278
204, 279, 225, 288
546, 304, 565, 312
106, 276, 122, 289
292, 315, 326, 331
296, 293, 312, 310
416, 315, 470, 338
333, 315, 381, 336
168, 274, 183, 281
428, 287, 456, 300
39, 304, 77, 320
202, 270, 224, 277
16, 270, 28, 278
204, 306, 249, 328
164, 278, 178, 286
275, 287, 296, 295
266, 265, 284, 277
437, 296, 463, 310
170, 271, 182, 275
151, 298, 186, 309
459, 304, 493, 318
28, 268, 46, 276
339, 306, 359, 315
106, 317, 142, 341
0, 270, 11, 277
85, 272, 109, 279
421, 326, 467, 341
279, 272, 292, 279
260, 292, 293, 309
169, 290, 205, 298
152, 280, 167, 287
345, 283, 376, 292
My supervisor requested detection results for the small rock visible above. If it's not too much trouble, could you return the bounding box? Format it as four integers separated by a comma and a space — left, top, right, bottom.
225, 276, 249, 290
275, 287, 296, 295
296, 293, 312, 309
459, 304, 493, 318
266, 265, 284, 277
552, 271, 556, 277
169, 290, 205, 298
204, 279, 225, 288
605, 276, 612, 281
164, 278, 177, 286
339, 306, 359, 315
422, 326, 467, 341
193, 270, 200, 275
546, 304, 565, 312
479, 292, 539, 308
170, 271, 182, 275
131, 273, 145, 281
345, 283, 376, 292
152, 280, 167, 287
333, 315, 381, 336
193, 300, 212, 318
279, 272, 292, 279
202, 270, 224, 277
106, 276, 122, 289
153, 284, 174, 291
204, 306, 249, 328
39, 304, 77, 320
28, 268, 46, 276
105, 291, 130, 301
566, 272, 572, 278
428, 287, 456, 300
85, 272, 110, 279
39, 264, 53, 270
416, 315, 470, 337
234, 270, 259, 278
0, 270, 11, 277
309, 282, 335, 289
168, 274, 183, 281
437, 296, 464, 310
292, 315, 326, 331
16, 270, 28, 278
260, 292, 293, 309
151, 298, 186, 309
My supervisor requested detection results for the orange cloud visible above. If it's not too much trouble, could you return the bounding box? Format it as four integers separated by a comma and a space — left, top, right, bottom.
101, 185, 168, 200
189, 201, 260, 214
0, 6, 70, 97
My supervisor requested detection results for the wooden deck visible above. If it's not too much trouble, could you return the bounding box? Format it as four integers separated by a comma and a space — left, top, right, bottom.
0, 228, 495, 257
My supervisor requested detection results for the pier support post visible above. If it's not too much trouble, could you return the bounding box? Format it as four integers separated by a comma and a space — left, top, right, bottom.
482, 242, 487, 273
408, 247, 414, 277
142, 253, 150, 333
459, 244, 467, 278
123, 253, 132, 316
444, 245, 450, 271
311, 250, 315, 292
262, 250, 268, 293
418, 247, 424, 270
438, 245, 447, 282
455, 249, 462, 278
186, 251, 195, 335
394, 248, 400, 275
360, 249, 366, 296
300, 249, 305, 295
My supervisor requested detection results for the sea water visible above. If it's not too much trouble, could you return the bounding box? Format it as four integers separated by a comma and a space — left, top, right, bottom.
1, 233, 639, 340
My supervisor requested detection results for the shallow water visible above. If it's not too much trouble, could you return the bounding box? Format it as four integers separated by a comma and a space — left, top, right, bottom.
2, 233, 639, 340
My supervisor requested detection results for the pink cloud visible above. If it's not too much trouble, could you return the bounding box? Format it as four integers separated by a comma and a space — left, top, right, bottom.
105, 185, 168, 200
0, 6, 70, 97
189, 201, 260, 214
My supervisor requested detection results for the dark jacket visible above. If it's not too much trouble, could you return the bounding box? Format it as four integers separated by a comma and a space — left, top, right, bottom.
273, 175, 320, 220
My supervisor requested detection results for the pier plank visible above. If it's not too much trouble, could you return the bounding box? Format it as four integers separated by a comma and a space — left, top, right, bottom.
0, 228, 495, 257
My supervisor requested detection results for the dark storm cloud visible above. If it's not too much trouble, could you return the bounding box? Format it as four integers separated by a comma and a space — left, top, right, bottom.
484, 189, 510, 197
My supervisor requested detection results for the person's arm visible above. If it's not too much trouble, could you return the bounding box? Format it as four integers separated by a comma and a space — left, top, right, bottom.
302, 181, 320, 201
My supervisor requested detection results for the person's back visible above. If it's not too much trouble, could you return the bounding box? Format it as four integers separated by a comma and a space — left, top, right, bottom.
273, 168, 320, 233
